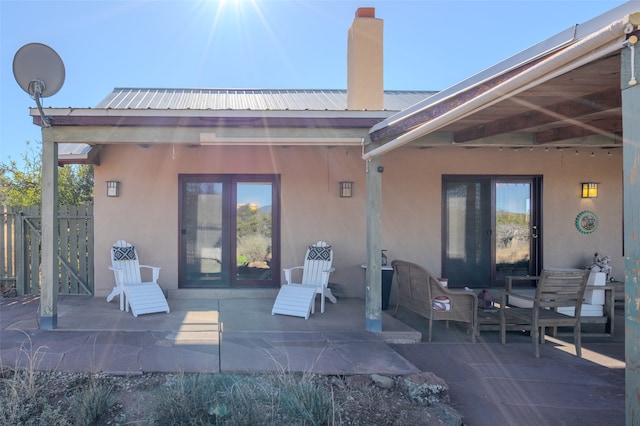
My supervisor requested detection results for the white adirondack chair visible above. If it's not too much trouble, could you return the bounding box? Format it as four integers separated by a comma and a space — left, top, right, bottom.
273, 241, 337, 318
106, 240, 170, 317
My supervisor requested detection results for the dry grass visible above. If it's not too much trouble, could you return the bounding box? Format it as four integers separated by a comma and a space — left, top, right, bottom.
0, 336, 456, 425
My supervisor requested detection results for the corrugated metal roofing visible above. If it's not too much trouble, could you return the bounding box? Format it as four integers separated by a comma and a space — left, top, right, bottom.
96, 88, 436, 111
58, 143, 93, 156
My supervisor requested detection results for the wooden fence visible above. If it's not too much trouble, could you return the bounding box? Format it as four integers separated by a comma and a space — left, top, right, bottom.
1, 205, 94, 296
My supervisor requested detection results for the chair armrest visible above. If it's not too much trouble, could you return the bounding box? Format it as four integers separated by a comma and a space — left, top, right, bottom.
139, 265, 161, 283
319, 267, 336, 287
283, 266, 304, 284
505, 275, 539, 291
435, 284, 475, 299
435, 286, 478, 312
108, 266, 125, 286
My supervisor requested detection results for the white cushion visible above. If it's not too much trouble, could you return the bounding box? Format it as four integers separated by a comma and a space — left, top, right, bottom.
508, 285, 603, 317
509, 271, 605, 308
432, 296, 451, 311
584, 272, 606, 305
557, 304, 603, 317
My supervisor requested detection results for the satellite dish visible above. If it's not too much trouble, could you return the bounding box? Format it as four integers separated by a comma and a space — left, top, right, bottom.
13, 43, 65, 127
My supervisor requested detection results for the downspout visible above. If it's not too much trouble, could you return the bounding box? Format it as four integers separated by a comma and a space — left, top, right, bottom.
362, 17, 629, 161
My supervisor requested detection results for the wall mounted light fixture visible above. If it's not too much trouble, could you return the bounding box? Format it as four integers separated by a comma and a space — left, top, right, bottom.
339, 181, 353, 198
106, 181, 120, 197
581, 182, 598, 198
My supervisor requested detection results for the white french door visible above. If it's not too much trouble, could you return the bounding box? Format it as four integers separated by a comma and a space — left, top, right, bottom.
179, 174, 280, 288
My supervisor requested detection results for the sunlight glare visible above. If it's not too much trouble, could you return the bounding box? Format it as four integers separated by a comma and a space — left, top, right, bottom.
544, 335, 625, 369
173, 310, 220, 345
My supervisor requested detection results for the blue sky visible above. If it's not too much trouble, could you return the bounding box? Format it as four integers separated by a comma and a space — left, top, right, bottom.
0, 0, 629, 167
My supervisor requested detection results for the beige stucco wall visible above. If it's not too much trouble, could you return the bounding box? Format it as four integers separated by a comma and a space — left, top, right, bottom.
382, 146, 623, 277
94, 144, 367, 297
94, 143, 623, 298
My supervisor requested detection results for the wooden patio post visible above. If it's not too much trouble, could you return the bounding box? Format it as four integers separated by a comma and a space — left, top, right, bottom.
40, 137, 58, 329
365, 152, 382, 332
621, 34, 640, 423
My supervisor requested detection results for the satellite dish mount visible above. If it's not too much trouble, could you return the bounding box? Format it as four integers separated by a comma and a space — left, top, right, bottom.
13, 43, 65, 128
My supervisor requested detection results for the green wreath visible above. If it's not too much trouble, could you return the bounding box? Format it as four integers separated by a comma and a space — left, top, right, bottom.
575, 211, 598, 234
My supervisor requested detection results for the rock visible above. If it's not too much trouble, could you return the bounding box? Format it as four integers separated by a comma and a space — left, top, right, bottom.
370, 373, 395, 390
402, 372, 450, 404
345, 374, 372, 389
432, 402, 464, 426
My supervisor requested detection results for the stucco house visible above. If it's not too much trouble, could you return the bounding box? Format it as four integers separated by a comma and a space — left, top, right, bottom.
26, 2, 640, 415
32, 2, 637, 338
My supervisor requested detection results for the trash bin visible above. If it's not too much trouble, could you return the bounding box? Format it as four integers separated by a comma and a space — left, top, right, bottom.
381, 267, 394, 310
361, 265, 394, 310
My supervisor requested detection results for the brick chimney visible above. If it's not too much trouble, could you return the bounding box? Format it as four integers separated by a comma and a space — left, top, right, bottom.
347, 7, 384, 110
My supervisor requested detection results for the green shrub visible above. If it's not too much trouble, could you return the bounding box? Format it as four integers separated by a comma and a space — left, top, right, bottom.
278, 378, 334, 425
70, 378, 115, 426
152, 373, 336, 425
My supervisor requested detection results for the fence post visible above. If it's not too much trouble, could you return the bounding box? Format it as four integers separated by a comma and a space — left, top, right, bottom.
15, 208, 25, 296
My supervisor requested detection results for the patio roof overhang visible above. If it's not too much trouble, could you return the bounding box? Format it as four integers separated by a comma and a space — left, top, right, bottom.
362, 4, 640, 159
32, 108, 389, 165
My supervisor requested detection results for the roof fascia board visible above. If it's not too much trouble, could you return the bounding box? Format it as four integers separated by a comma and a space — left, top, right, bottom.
30, 108, 393, 119
42, 125, 369, 145
30, 108, 394, 129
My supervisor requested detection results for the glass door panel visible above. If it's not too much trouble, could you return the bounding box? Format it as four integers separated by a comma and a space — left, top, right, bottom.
181, 179, 225, 287
443, 179, 492, 288
495, 182, 532, 283
235, 182, 273, 282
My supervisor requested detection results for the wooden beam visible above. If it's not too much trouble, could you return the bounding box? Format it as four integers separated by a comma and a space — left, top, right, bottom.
365, 145, 382, 332
42, 126, 368, 145
453, 88, 621, 143
40, 138, 58, 329
621, 38, 640, 422
535, 117, 623, 144
369, 56, 544, 144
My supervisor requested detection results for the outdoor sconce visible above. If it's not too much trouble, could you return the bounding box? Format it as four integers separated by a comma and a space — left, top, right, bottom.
581, 182, 598, 198
106, 181, 120, 197
339, 181, 353, 198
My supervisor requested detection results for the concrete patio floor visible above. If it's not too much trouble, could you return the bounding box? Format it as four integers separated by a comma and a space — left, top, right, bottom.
0, 294, 626, 425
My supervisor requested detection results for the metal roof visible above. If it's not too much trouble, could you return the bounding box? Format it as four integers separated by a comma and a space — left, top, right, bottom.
57, 143, 100, 165
56, 88, 435, 163
96, 88, 436, 111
